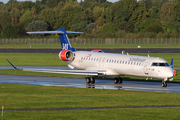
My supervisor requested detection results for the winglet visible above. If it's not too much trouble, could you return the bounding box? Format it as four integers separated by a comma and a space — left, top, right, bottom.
170, 58, 173, 69
6, 59, 19, 70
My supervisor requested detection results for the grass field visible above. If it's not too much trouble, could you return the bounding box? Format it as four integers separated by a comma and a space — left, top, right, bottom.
1, 53, 180, 67
1, 84, 180, 119
0, 44, 180, 49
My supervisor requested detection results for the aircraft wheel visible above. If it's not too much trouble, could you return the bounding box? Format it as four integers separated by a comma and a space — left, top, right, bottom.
90, 77, 95, 84
118, 77, 123, 84
86, 77, 91, 84
162, 81, 167, 87
114, 77, 118, 84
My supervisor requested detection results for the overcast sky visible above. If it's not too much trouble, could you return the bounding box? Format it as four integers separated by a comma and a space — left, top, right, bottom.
0, 0, 119, 4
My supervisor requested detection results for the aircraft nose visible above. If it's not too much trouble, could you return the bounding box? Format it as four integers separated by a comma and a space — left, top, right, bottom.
167, 69, 174, 78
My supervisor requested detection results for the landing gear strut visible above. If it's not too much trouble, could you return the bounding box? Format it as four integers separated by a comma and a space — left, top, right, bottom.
86, 77, 95, 84
162, 80, 167, 87
114, 77, 123, 84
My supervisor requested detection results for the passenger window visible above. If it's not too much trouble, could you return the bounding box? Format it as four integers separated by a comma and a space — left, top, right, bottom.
122, 61, 124, 64
91, 58, 93, 61
134, 62, 136, 65
114, 60, 116, 63
86, 57, 88, 60
125, 61, 127, 64
117, 60, 119, 63
131, 62, 133, 65
120, 61, 122, 64
112, 60, 114, 63
107, 59, 109, 62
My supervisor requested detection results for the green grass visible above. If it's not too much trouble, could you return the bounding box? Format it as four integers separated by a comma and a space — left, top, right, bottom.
0, 53, 67, 66
1, 108, 180, 120
1, 53, 180, 67
0, 44, 180, 49
1, 84, 180, 119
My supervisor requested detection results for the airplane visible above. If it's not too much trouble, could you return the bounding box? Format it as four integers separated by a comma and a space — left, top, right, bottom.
7, 28, 174, 87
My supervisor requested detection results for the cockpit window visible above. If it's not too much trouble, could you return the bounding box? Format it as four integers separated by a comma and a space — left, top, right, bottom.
151, 63, 170, 67
165, 63, 170, 66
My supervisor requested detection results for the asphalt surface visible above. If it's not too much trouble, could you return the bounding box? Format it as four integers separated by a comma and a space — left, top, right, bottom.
1, 74, 180, 93
0, 48, 180, 53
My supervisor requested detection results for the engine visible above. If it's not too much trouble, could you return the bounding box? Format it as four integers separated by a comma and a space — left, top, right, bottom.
91, 50, 104, 53
59, 50, 74, 61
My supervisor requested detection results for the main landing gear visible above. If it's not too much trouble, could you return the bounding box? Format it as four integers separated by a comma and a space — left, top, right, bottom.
86, 77, 95, 84
114, 77, 123, 84
86, 76, 123, 84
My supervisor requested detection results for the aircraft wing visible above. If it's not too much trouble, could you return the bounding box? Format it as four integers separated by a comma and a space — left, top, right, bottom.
6, 59, 106, 76
23, 68, 106, 76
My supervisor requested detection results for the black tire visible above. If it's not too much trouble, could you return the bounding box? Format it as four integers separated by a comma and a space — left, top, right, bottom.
162, 81, 167, 87
114, 77, 118, 84
90, 77, 95, 84
86, 77, 91, 84
119, 77, 123, 84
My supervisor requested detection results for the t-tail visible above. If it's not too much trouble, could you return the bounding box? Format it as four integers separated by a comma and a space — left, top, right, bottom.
27, 28, 83, 52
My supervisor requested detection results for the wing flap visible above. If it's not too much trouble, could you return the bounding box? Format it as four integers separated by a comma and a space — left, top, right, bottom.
23, 68, 100, 76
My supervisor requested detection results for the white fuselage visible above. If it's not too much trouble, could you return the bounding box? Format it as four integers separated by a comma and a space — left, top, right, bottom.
66, 51, 173, 80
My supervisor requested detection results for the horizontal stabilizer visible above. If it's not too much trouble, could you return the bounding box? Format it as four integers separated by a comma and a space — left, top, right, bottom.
27, 31, 64, 34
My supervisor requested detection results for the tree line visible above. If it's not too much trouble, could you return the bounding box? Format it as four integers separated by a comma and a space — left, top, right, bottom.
0, 0, 180, 38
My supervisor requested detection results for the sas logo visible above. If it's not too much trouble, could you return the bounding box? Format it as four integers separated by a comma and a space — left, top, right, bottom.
62, 43, 69, 50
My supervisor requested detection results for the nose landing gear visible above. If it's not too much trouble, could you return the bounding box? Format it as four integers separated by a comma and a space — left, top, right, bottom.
162, 78, 167, 87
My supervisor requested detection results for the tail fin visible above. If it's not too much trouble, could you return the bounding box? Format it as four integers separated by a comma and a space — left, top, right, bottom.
170, 59, 173, 69
27, 28, 83, 52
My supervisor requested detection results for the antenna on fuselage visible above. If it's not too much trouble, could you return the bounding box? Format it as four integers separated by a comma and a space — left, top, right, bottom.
148, 54, 150, 57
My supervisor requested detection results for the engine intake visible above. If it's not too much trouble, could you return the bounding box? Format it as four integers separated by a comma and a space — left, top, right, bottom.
59, 50, 74, 61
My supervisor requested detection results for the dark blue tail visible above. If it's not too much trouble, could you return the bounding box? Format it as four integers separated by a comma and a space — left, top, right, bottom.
57, 28, 76, 52
170, 59, 173, 68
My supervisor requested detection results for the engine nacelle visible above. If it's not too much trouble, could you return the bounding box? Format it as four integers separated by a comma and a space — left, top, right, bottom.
59, 50, 74, 61
91, 50, 104, 53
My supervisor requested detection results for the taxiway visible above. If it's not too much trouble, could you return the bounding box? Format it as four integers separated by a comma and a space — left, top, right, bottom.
1, 74, 180, 93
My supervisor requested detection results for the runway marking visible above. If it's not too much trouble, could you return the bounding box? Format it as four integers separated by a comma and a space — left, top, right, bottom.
3, 105, 180, 111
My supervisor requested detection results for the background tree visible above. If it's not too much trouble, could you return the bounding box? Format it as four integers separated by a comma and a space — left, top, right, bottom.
20, 10, 34, 28
145, 23, 163, 33
39, 8, 56, 30
160, 2, 175, 25
1, 12, 12, 38
26, 20, 49, 36
10, 8, 20, 25
174, 0, 180, 22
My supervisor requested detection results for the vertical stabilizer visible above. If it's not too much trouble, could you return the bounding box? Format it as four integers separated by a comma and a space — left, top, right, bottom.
57, 28, 76, 52
170, 59, 173, 69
